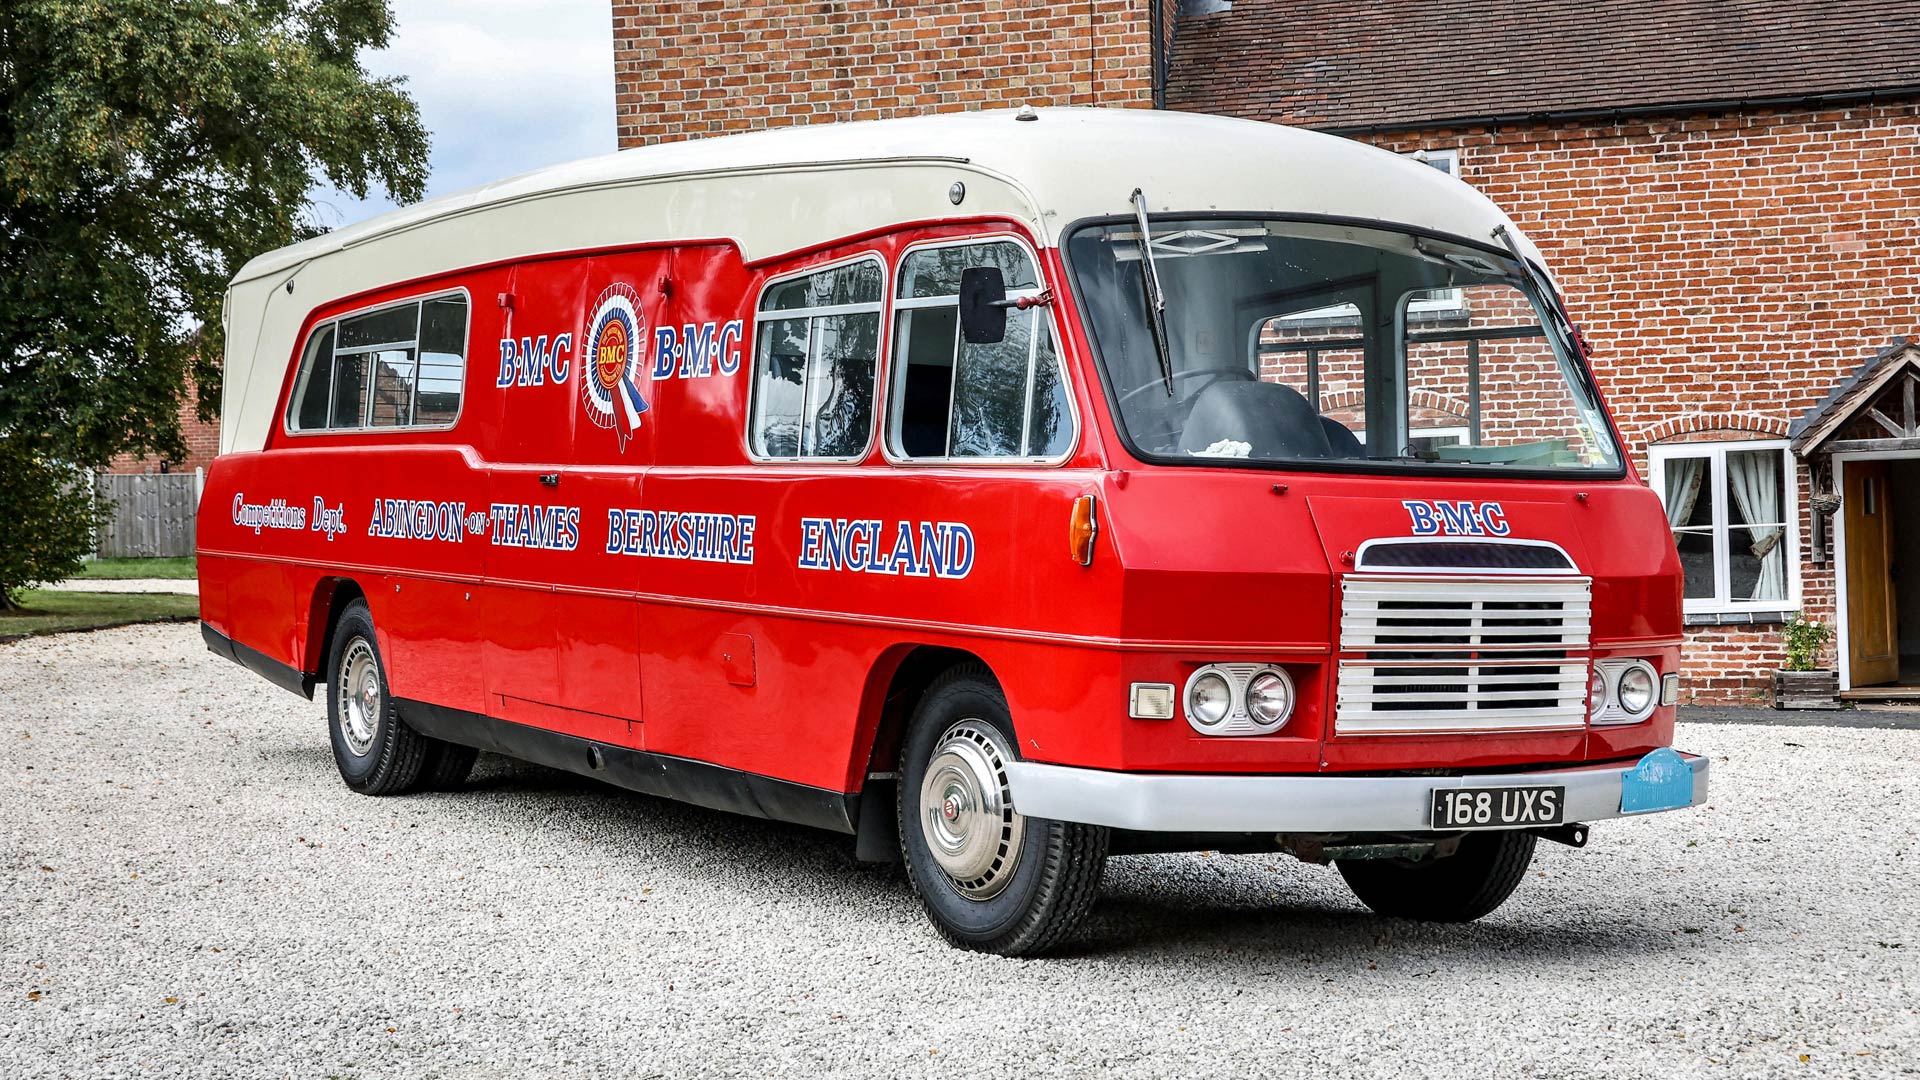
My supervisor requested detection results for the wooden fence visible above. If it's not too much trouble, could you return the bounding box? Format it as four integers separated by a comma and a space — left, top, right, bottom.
95, 471, 201, 558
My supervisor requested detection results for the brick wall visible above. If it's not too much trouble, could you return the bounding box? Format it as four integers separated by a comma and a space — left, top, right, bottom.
1352, 103, 1920, 700
105, 390, 219, 476
613, 1, 1156, 147
608, 4, 1919, 699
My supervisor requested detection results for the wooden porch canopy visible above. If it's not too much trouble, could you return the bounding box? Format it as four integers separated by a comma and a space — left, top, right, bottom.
1789, 337, 1920, 565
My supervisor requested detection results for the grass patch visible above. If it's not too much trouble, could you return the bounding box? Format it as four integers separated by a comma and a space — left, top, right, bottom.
0, 590, 199, 640
74, 557, 197, 580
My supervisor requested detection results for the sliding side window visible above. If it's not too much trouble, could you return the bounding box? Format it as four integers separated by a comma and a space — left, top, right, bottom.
749, 257, 884, 460
889, 241, 1072, 460
286, 292, 470, 432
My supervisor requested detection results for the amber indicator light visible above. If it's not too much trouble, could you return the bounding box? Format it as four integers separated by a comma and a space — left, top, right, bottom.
1068, 494, 1098, 566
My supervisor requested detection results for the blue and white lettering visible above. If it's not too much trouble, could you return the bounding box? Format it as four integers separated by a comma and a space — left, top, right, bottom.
1404, 499, 1512, 538
497, 339, 518, 388
652, 326, 678, 379
1479, 502, 1511, 536
1403, 500, 1440, 536
487, 503, 581, 551
680, 322, 716, 378
232, 493, 308, 535
646, 320, 745, 380
716, 320, 744, 375
311, 498, 347, 542
1437, 502, 1477, 536
367, 498, 470, 543
606, 508, 756, 565
495, 333, 574, 388
797, 518, 975, 578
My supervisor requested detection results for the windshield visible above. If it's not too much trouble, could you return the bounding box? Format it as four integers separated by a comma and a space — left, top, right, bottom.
1066, 218, 1622, 473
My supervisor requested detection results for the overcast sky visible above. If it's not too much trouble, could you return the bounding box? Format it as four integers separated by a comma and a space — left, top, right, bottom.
308, 0, 616, 231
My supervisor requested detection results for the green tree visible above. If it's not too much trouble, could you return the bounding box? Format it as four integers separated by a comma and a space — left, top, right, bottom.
0, 0, 429, 468
0, 433, 107, 607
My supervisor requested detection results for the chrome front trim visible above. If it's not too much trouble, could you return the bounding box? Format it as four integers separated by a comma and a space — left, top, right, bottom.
1004, 752, 1710, 834
1339, 575, 1594, 651
1336, 573, 1594, 736
1592, 657, 1659, 725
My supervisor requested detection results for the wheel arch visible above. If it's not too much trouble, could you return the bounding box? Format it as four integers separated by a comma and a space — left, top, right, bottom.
302, 576, 369, 682
850, 643, 1004, 863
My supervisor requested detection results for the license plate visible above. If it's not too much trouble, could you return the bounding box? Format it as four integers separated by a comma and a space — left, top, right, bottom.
1431, 785, 1566, 829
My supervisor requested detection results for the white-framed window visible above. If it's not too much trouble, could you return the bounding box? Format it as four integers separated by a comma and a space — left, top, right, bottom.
286, 291, 470, 433
747, 254, 885, 461
885, 237, 1075, 462
1649, 439, 1797, 613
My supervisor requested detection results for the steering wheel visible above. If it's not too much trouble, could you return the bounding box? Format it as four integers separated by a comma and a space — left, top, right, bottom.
1117, 366, 1259, 449
1117, 365, 1258, 410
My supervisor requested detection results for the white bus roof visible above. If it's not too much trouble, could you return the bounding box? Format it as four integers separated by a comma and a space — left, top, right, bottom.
236, 107, 1538, 284
221, 108, 1545, 453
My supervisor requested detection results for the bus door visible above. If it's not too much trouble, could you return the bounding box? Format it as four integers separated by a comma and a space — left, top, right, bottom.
546, 252, 674, 741
480, 260, 589, 739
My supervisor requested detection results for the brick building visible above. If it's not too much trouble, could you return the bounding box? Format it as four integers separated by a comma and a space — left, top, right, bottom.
611, 1, 1920, 702
104, 389, 220, 476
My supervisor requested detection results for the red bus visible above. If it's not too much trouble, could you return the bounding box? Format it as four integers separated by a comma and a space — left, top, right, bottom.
200, 108, 1707, 955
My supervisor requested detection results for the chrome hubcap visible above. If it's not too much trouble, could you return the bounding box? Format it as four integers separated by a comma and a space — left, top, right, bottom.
337, 638, 381, 757
920, 720, 1025, 900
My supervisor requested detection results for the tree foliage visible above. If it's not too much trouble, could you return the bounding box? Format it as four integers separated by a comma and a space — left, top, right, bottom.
0, 0, 429, 467
0, 433, 107, 607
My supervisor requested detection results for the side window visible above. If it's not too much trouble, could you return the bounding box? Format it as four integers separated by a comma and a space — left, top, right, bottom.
289, 326, 336, 432
287, 293, 469, 432
416, 296, 469, 425
748, 257, 883, 459
888, 241, 1072, 460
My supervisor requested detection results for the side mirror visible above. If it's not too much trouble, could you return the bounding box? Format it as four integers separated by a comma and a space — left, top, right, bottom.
958, 266, 1008, 344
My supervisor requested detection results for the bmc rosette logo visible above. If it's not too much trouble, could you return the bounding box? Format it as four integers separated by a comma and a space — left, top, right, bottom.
582, 283, 649, 451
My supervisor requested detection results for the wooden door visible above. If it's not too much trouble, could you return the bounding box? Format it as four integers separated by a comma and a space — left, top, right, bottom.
1846, 461, 1900, 686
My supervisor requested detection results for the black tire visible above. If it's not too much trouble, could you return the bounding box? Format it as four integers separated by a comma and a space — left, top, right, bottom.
418, 742, 479, 791
1337, 831, 1538, 922
897, 664, 1108, 956
325, 600, 428, 795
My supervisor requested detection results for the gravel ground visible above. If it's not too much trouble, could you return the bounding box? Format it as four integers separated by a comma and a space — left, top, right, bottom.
38, 579, 199, 595
4, 624, 1917, 1080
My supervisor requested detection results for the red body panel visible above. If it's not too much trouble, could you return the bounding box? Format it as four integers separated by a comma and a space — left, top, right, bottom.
198, 219, 1685, 800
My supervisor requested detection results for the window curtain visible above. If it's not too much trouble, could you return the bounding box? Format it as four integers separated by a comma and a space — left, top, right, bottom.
1663, 457, 1704, 526
1728, 451, 1786, 600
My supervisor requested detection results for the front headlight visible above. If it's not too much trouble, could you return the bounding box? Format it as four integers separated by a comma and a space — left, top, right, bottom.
1592, 658, 1661, 723
1245, 668, 1295, 730
1186, 670, 1233, 728
1617, 663, 1657, 718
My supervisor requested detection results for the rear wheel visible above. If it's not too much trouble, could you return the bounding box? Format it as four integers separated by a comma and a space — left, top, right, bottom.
325, 600, 429, 795
897, 665, 1108, 956
418, 742, 479, 791
1337, 831, 1537, 922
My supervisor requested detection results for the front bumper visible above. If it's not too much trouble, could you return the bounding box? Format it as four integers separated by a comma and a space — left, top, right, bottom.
1004, 750, 1709, 833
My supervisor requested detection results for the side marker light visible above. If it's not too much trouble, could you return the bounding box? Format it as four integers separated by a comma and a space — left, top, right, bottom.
1069, 494, 1098, 566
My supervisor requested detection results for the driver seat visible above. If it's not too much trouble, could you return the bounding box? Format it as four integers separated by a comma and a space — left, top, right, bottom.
1178, 381, 1335, 459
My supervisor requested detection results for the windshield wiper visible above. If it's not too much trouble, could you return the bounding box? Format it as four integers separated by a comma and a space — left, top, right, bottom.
1491, 224, 1605, 403
1131, 188, 1176, 396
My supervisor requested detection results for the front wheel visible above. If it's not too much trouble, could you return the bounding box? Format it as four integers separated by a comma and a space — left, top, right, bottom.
897, 665, 1108, 956
1337, 830, 1537, 922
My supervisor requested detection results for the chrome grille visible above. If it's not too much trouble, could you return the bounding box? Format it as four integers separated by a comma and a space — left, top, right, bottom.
1336, 575, 1592, 736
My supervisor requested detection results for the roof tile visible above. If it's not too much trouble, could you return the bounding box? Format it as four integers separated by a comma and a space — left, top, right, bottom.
1167, 0, 1920, 129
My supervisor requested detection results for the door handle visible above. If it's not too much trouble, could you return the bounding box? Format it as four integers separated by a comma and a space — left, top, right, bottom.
538, 472, 560, 487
